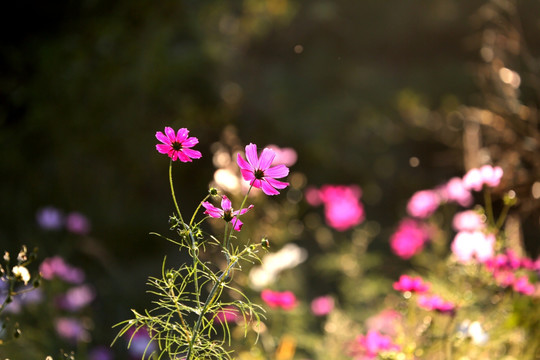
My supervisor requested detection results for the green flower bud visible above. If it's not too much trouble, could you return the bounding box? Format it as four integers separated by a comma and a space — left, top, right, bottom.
261, 238, 270, 249
209, 188, 219, 196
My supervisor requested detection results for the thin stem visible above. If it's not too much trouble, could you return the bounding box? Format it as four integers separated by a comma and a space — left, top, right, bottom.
226, 185, 253, 255
495, 204, 511, 230
190, 194, 210, 228
168, 160, 200, 305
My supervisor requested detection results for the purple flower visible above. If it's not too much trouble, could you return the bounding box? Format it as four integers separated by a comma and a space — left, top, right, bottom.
36, 206, 64, 230
66, 212, 91, 235
89, 346, 114, 360
56, 284, 96, 311
155, 127, 202, 162
202, 195, 254, 231
55, 317, 91, 343
237, 143, 290, 196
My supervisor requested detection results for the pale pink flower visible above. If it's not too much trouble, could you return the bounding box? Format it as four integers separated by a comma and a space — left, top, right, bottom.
318, 185, 365, 231
406, 190, 440, 218
348, 330, 400, 360
55, 317, 91, 343
56, 284, 96, 311
40, 256, 85, 284
462, 165, 503, 191
155, 127, 202, 162
440, 177, 473, 207
452, 210, 485, 232
237, 143, 290, 195
310, 295, 334, 316
261, 289, 297, 310
365, 310, 401, 337
202, 195, 253, 231
451, 231, 495, 263
304, 186, 323, 206
393, 274, 430, 293
267, 144, 298, 167
417, 294, 455, 314
390, 219, 430, 259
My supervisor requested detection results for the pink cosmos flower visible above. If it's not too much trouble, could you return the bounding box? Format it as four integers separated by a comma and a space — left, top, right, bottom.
267, 144, 298, 167
155, 127, 202, 162
406, 190, 440, 218
513, 276, 535, 296
452, 210, 485, 232
202, 195, 253, 231
417, 294, 455, 314
261, 289, 297, 310
214, 306, 240, 324
365, 310, 401, 337
393, 274, 430, 293
462, 165, 503, 191
318, 185, 365, 231
56, 284, 96, 311
237, 143, 290, 195
310, 295, 334, 316
390, 219, 430, 259
451, 231, 495, 263
349, 330, 400, 360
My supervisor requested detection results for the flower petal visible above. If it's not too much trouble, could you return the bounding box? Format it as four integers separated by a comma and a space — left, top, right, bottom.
261, 181, 280, 195
258, 148, 276, 171
231, 217, 243, 231
176, 128, 189, 142
156, 131, 171, 145
182, 149, 202, 159
264, 164, 289, 179
202, 202, 223, 218
237, 154, 253, 171
182, 136, 199, 148
266, 177, 289, 189
245, 143, 259, 168
240, 169, 255, 182
176, 151, 192, 162
165, 127, 176, 142
221, 196, 232, 211
156, 144, 172, 154
234, 204, 254, 216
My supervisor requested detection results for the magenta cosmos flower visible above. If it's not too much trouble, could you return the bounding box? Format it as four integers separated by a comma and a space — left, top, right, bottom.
155, 127, 202, 162
202, 195, 254, 231
349, 330, 400, 360
261, 289, 297, 310
237, 143, 290, 195
393, 274, 430, 293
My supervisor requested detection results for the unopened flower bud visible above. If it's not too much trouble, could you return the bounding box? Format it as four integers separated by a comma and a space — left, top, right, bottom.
209, 188, 219, 196
13, 328, 21, 338
261, 238, 270, 249
503, 190, 517, 206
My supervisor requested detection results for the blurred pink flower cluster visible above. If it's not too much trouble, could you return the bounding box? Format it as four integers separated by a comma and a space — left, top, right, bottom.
417, 294, 455, 314
348, 330, 400, 360
261, 289, 297, 310
393, 274, 430, 293
305, 185, 365, 231
485, 250, 539, 296
310, 295, 335, 316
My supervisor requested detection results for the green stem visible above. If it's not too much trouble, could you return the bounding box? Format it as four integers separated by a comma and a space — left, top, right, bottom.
495, 204, 511, 230
190, 194, 210, 228
168, 160, 200, 305
225, 185, 253, 255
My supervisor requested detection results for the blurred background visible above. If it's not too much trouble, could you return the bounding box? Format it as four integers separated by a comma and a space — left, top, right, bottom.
1, 0, 540, 358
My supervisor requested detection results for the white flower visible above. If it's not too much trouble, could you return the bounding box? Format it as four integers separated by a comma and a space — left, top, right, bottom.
249, 243, 307, 289
12, 265, 31, 285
